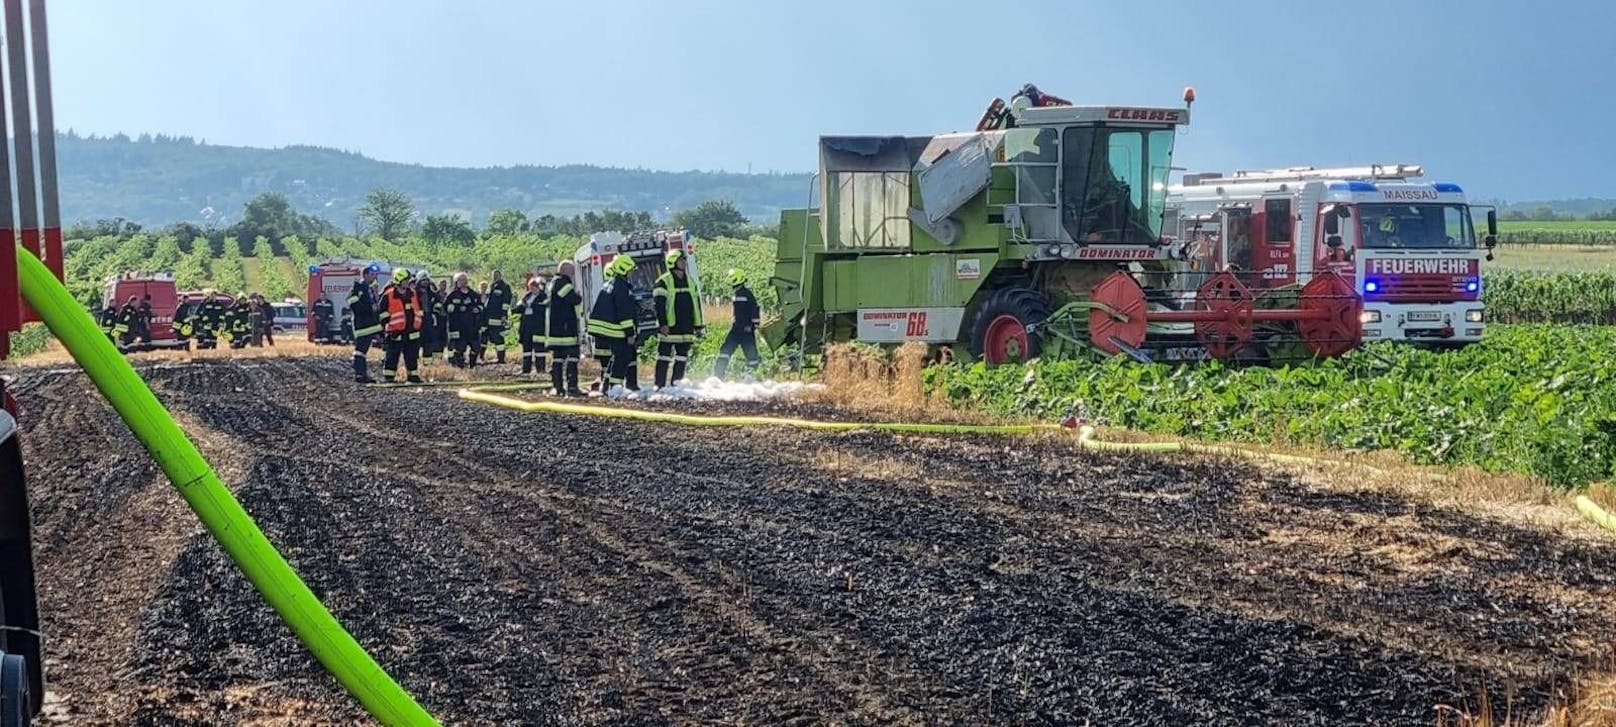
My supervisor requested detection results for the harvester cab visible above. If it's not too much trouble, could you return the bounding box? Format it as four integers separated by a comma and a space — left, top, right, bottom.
572, 230, 699, 355
764, 84, 1362, 366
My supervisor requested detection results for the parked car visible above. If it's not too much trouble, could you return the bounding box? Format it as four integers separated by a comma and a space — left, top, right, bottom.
271, 299, 306, 332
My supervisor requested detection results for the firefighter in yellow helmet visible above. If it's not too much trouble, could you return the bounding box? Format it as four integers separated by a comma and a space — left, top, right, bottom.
586, 255, 639, 393
714, 268, 762, 379
652, 248, 702, 388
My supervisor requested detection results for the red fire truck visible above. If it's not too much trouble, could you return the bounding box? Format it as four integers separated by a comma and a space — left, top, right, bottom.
1167, 164, 1496, 346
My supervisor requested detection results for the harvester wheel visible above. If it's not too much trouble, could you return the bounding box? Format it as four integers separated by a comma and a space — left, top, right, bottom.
968, 288, 1053, 365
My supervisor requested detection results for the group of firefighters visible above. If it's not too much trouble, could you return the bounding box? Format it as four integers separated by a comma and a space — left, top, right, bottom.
99, 290, 281, 349
343, 249, 764, 393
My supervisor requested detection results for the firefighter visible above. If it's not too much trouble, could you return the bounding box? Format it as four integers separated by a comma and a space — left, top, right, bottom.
546, 260, 585, 396
587, 255, 639, 393
416, 271, 441, 361
516, 273, 549, 378
714, 268, 763, 379
194, 291, 229, 350
348, 264, 384, 383
652, 249, 702, 388
115, 296, 138, 346
135, 294, 153, 343
227, 293, 252, 349
313, 292, 335, 343
377, 268, 425, 383
98, 299, 118, 344
443, 272, 483, 367
481, 270, 513, 364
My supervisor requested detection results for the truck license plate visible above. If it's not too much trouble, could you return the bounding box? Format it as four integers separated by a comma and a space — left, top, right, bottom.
1408, 311, 1441, 322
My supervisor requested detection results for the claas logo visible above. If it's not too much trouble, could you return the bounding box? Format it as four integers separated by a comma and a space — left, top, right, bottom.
1106, 108, 1183, 122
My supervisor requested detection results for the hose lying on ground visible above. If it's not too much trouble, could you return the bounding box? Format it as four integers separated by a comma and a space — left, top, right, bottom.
458, 384, 1616, 535
17, 249, 437, 727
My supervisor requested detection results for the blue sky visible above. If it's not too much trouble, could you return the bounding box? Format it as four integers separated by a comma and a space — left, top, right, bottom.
48, 0, 1616, 201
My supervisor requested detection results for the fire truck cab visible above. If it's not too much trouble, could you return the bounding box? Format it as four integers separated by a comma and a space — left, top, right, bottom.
572, 230, 699, 355
1168, 164, 1496, 346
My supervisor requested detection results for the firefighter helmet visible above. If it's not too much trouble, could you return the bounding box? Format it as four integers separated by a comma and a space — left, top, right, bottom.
666, 248, 684, 267
392, 267, 412, 284
726, 268, 746, 287
1379, 215, 1399, 234
364, 263, 382, 275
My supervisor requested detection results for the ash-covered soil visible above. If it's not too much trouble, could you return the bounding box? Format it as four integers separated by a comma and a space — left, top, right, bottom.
9, 357, 1614, 725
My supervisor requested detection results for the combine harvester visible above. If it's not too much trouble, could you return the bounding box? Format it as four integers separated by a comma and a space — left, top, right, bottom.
1166, 164, 1497, 348
762, 84, 1363, 365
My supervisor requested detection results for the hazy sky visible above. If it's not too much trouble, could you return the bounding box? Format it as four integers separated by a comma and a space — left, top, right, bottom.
47, 0, 1616, 200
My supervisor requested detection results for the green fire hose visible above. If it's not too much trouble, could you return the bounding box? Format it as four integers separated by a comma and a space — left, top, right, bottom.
16, 249, 436, 725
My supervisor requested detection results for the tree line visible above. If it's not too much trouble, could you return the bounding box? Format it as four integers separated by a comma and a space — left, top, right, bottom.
68, 189, 774, 253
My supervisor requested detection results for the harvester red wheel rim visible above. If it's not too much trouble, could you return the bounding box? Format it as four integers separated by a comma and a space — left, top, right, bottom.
984, 314, 1029, 364
1195, 272, 1254, 359
1088, 273, 1148, 354
1297, 272, 1362, 357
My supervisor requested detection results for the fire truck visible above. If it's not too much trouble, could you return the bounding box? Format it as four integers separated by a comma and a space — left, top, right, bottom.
572, 229, 699, 355
100, 272, 182, 349
305, 259, 423, 343
1167, 164, 1497, 346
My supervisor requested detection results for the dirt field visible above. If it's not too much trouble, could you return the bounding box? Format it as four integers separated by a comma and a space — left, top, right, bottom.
9, 356, 1616, 725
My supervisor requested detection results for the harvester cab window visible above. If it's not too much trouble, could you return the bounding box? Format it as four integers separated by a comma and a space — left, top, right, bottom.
1265, 198, 1293, 244
1060, 127, 1174, 245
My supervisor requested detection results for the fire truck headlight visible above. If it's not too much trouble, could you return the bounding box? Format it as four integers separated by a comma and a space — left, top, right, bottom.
1364, 279, 1380, 294
1465, 309, 1484, 323
1360, 310, 1381, 324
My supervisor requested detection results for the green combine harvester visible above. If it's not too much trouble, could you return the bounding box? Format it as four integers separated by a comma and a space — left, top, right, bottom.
762, 84, 1362, 365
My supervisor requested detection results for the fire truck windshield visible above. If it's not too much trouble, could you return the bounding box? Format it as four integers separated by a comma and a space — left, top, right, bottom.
1061, 127, 1174, 244
1357, 203, 1476, 250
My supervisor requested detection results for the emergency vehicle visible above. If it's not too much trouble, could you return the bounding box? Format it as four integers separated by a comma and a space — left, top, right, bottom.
100, 272, 184, 349
305, 259, 423, 343
1167, 164, 1496, 346
572, 229, 700, 354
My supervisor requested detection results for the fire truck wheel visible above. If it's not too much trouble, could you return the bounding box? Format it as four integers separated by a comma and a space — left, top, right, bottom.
968, 287, 1053, 365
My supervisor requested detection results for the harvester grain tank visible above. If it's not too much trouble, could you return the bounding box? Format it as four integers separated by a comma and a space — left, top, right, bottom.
1167, 164, 1496, 346
763, 85, 1362, 365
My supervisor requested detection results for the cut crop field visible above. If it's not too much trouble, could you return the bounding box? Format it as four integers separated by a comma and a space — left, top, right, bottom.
11, 357, 1616, 724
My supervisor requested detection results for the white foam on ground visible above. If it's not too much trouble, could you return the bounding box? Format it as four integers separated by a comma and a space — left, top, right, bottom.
604, 377, 824, 402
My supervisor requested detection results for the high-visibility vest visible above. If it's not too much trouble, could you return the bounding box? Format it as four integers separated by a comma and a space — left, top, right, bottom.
381, 284, 423, 336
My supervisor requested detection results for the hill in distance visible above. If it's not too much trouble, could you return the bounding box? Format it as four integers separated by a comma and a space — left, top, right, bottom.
55, 131, 811, 229
51, 131, 1616, 228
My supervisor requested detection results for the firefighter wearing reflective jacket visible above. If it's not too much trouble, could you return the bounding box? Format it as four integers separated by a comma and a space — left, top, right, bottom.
313, 293, 335, 343
481, 270, 513, 364
587, 255, 639, 393
546, 261, 585, 396
443, 272, 484, 367
517, 274, 549, 378
348, 264, 384, 383
378, 268, 425, 383
226, 294, 252, 349
115, 296, 138, 346
653, 249, 702, 388
715, 268, 763, 379
416, 271, 441, 361
194, 291, 229, 350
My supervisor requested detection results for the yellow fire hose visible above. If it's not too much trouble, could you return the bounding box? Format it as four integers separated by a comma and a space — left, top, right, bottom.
458, 385, 1616, 536
17, 249, 437, 726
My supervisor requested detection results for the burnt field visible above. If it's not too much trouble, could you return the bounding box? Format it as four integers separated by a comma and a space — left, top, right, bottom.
9, 357, 1616, 725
